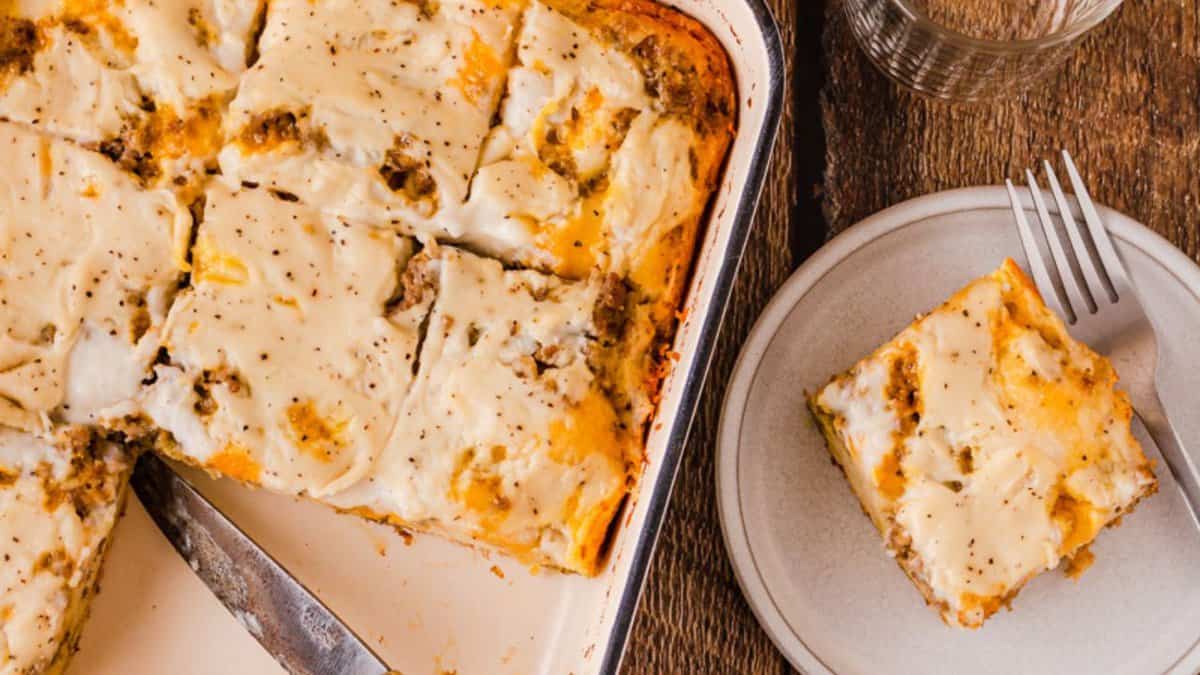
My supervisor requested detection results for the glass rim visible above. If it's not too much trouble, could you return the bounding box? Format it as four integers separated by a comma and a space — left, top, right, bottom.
889, 0, 1124, 51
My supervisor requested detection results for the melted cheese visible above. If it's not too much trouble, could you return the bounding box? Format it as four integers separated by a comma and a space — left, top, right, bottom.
0, 427, 127, 674
218, 0, 520, 230
206, 442, 261, 484
532, 188, 606, 278
0, 122, 188, 432
143, 183, 422, 497
452, 30, 504, 105
0, 0, 262, 146
814, 260, 1156, 628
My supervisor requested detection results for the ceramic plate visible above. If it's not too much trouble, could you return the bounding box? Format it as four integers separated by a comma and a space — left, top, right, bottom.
717, 186, 1200, 675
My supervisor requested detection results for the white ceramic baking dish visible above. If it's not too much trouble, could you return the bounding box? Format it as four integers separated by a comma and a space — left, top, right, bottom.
66, 2, 782, 672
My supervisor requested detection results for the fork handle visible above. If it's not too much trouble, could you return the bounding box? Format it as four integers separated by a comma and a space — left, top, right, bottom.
1138, 389, 1200, 531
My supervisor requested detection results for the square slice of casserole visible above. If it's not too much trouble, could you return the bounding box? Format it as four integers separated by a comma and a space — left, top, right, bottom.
328, 245, 636, 575
0, 0, 264, 186
143, 182, 427, 499
0, 427, 130, 674
0, 122, 190, 434
217, 0, 523, 229
809, 259, 1157, 628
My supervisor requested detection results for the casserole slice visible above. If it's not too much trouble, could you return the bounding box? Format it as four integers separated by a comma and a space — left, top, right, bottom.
143, 182, 426, 498
0, 0, 264, 186
0, 122, 189, 434
328, 244, 636, 575
809, 260, 1157, 628
463, 0, 735, 280
217, 0, 521, 231
0, 426, 131, 675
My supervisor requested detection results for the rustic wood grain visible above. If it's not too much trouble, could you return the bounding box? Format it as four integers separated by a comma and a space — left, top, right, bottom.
624, 1, 1199, 672
621, 0, 802, 671
822, 1, 1200, 256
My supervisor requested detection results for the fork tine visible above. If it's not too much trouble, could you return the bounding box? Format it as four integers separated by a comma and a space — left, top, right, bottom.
1043, 161, 1105, 310
1007, 179, 1070, 321
1026, 169, 1087, 323
1061, 151, 1133, 298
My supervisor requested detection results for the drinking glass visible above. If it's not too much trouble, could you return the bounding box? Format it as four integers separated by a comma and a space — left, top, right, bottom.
842, 0, 1124, 101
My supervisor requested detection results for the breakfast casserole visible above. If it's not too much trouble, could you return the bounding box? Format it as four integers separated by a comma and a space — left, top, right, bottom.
0, 0, 734, 667
140, 0, 732, 574
809, 260, 1158, 629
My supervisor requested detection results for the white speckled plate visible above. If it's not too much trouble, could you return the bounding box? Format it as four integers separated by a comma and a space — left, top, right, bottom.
717, 186, 1200, 675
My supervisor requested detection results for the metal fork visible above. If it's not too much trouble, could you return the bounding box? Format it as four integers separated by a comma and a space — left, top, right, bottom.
1006, 151, 1200, 528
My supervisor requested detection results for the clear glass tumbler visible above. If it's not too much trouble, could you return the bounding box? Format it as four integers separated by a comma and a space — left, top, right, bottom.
842, 0, 1124, 101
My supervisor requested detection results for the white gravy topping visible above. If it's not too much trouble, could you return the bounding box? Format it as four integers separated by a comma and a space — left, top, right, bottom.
218, 0, 520, 233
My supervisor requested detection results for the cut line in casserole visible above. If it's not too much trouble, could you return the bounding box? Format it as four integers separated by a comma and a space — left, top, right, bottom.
144, 183, 638, 575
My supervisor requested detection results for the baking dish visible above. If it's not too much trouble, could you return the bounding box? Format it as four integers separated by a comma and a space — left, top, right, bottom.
66, 0, 783, 672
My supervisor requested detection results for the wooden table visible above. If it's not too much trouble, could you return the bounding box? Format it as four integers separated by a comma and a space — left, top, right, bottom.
621, 1, 1200, 672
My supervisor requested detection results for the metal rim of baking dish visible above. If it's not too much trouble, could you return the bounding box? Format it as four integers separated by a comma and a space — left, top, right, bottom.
596, 0, 786, 671
715, 185, 1200, 675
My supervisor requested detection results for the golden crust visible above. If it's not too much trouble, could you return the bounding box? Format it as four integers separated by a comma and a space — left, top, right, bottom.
558, 0, 735, 572
47, 434, 135, 675
42, 481, 130, 675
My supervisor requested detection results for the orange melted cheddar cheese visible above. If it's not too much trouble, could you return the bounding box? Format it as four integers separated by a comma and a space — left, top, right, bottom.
809, 260, 1157, 629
